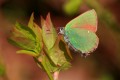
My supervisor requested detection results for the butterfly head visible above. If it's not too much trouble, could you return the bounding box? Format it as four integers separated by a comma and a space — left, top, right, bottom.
59, 27, 65, 35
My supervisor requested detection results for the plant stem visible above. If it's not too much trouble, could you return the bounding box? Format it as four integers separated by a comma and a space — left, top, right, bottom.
53, 71, 59, 80
34, 57, 54, 80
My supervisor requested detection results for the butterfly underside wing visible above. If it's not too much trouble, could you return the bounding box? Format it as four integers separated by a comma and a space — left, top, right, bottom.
66, 29, 98, 54
65, 9, 97, 32
64, 9, 99, 54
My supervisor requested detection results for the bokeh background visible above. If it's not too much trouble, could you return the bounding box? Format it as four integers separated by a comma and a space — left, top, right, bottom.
0, 0, 120, 80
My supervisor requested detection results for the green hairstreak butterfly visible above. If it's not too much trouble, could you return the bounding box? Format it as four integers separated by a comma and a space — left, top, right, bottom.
59, 9, 99, 57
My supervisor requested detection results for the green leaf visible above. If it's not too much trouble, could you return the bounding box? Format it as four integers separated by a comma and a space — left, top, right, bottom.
41, 13, 57, 50
41, 54, 58, 73
8, 21, 42, 56
0, 64, 5, 76
41, 14, 71, 70
28, 13, 34, 29
16, 50, 39, 56
28, 13, 43, 55
45, 36, 71, 71
0, 58, 5, 76
36, 49, 70, 80
8, 13, 43, 56
63, 0, 83, 15
35, 51, 58, 80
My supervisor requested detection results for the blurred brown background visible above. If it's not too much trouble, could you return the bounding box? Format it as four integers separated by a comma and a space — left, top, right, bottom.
0, 0, 120, 80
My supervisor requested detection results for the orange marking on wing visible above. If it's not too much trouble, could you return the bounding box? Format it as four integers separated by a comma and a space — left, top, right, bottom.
72, 24, 96, 32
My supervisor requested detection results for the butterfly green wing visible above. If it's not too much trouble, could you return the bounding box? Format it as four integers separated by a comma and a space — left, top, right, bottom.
66, 29, 99, 53
65, 9, 97, 32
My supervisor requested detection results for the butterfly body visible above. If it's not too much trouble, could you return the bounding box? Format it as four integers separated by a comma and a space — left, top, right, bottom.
59, 9, 99, 56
